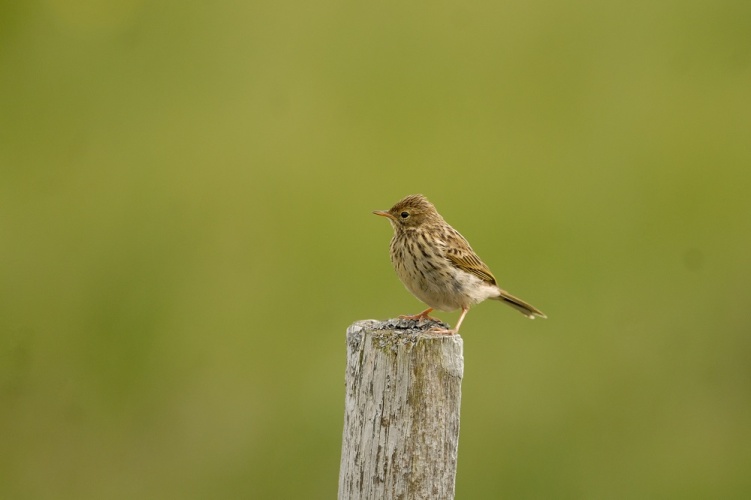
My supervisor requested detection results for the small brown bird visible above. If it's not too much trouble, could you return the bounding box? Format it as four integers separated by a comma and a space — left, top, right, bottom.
374, 194, 546, 334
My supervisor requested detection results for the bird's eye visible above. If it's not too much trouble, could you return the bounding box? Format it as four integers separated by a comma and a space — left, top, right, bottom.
400, 211, 409, 219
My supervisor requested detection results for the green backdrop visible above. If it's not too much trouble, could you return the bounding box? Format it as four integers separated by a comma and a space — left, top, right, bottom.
2, 0, 750, 498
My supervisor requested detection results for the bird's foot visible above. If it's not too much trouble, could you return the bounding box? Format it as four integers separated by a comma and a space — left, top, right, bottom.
425, 326, 457, 335
399, 308, 440, 323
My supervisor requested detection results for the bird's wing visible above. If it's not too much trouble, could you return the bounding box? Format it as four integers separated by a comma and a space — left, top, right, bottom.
446, 247, 498, 286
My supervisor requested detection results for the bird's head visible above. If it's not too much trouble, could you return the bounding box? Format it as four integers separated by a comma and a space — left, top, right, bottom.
373, 194, 442, 230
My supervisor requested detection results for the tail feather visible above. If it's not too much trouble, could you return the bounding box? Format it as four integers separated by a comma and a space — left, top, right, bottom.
496, 290, 547, 319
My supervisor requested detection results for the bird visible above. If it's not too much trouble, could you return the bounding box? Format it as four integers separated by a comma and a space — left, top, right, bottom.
373, 194, 546, 334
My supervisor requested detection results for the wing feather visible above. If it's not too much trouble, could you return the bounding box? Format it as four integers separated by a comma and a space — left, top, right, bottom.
446, 248, 497, 286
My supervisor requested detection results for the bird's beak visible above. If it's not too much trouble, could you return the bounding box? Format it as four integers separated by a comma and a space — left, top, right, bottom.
373, 210, 396, 221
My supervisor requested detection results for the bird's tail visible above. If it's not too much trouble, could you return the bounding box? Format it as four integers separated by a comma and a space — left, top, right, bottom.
495, 289, 547, 319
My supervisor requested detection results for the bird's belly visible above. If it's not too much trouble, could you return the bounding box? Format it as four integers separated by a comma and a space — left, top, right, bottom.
392, 253, 498, 312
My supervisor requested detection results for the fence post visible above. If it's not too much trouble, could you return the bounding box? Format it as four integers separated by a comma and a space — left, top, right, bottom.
338, 319, 464, 500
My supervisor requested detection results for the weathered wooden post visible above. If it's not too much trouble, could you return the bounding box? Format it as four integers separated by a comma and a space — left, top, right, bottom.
338, 318, 464, 500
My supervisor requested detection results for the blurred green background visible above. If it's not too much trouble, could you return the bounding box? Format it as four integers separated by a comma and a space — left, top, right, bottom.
2, 0, 750, 498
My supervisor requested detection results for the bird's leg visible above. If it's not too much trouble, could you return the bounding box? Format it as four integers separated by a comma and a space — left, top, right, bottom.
399, 307, 440, 323
452, 306, 470, 334
427, 306, 469, 335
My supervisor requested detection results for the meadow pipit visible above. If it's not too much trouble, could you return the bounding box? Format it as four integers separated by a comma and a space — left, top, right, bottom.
374, 194, 546, 334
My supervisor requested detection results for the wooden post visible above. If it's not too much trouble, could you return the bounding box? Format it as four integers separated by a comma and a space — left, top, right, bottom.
338, 319, 464, 500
